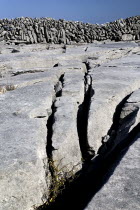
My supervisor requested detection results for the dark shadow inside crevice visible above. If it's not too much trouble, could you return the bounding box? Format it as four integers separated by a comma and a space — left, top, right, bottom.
46, 102, 56, 161
38, 71, 139, 210
98, 105, 139, 155
77, 73, 95, 161
55, 74, 64, 97
107, 92, 133, 137
46, 73, 65, 175
83, 61, 91, 71
38, 122, 140, 210
97, 92, 134, 155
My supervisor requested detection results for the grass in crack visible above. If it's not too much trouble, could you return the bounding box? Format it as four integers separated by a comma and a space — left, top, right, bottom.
44, 160, 80, 207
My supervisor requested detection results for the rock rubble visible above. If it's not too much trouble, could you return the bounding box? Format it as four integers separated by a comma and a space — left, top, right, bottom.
0, 16, 140, 45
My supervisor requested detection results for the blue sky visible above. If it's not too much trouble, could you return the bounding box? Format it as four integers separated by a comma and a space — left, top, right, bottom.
0, 0, 140, 24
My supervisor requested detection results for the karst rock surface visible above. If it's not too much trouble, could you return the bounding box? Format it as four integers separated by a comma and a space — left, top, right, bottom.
0, 39, 140, 210
85, 89, 140, 210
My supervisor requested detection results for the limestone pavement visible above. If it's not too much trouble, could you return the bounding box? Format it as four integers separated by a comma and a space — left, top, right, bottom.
0, 41, 140, 210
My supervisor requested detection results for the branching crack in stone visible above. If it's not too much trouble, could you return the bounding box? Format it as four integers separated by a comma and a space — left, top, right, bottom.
37, 90, 140, 210
83, 60, 91, 71
108, 93, 133, 135
77, 64, 95, 161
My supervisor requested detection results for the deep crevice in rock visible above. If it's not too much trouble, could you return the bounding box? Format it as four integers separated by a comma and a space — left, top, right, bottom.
54, 74, 64, 97
46, 73, 64, 169
38, 66, 140, 210
45, 73, 65, 202
38, 97, 140, 210
77, 66, 95, 161
46, 101, 57, 177
98, 92, 133, 155
83, 60, 91, 71
108, 93, 133, 135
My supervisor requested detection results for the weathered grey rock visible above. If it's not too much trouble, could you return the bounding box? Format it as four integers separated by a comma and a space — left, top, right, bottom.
88, 52, 140, 153
85, 90, 140, 210
122, 33, 134, 41
85, 136, 140, 210
0, 16, 140, 44
51, 67, 86, 172
0, 82, 56, 210
0, 41, 140, 210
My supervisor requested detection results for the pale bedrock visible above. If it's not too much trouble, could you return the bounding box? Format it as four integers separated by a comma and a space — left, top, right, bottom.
51, 69, 86, 172
85, 136, 140, 210
85, 90, 140, 210
88, 53, 140, 153
0, 41, 139, 210
0, 82, 56, 210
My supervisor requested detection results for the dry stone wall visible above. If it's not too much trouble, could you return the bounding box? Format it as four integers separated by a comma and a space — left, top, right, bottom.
0, 16, 140, 44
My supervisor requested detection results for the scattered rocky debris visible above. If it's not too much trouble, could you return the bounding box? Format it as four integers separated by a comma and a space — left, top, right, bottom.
0, 16, 140, 45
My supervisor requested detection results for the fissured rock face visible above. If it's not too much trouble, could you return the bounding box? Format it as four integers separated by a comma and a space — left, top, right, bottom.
0, 41, 140, 209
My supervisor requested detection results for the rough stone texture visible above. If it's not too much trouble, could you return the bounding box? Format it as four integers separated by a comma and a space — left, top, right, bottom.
88, 52, 140, 153
0, 82, 55, 210
0, 41, 140, 210
85, 90, 140, 210
85, 137, 140, 210
0, 16, 139, 45
52, 68, 86, 172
